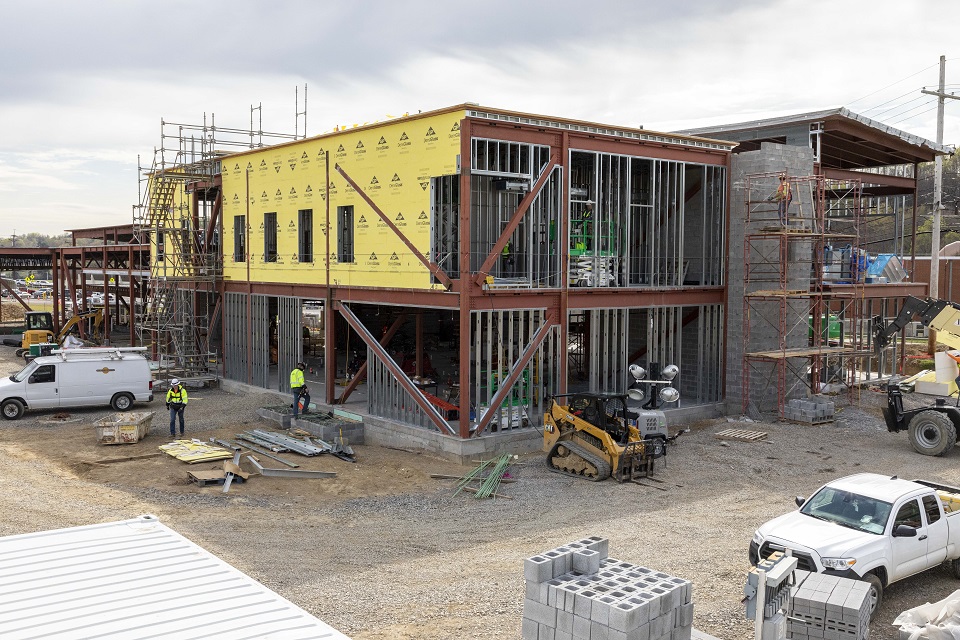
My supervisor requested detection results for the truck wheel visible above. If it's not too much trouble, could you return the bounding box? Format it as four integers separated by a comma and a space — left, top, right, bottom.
864, 573, 883, 618
908, 411, 957, 456
1, 399, 24, 420
111, 393, 134, 411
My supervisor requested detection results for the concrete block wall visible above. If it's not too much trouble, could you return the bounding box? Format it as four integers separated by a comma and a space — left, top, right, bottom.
522, 537, 693, 640
725, 143, 815, 415
789, 570, 870, 640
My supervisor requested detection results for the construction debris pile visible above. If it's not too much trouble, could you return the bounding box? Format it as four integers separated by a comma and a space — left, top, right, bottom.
522, 537, 693, 640
157, 428, 354, 492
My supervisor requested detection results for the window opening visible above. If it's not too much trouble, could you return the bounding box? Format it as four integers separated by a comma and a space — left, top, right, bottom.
298, 209, 313, 263
233, 215, 246, 262
338, 205, 355, 263
263, 212, 278, 263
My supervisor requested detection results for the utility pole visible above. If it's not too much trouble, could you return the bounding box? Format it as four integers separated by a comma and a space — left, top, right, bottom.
922, 55, 960, 353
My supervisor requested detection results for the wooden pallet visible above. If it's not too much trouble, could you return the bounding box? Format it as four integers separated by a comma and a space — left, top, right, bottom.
187, 470, 245, 487
714, 428, 768, 442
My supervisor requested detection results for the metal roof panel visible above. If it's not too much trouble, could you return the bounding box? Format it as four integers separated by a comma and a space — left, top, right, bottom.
0, 515, 350, 640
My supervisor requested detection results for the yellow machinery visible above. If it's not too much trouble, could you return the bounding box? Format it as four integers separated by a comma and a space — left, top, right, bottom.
15, 312, 56, 357
543, 393, 667, 482
16, 309, 103, 359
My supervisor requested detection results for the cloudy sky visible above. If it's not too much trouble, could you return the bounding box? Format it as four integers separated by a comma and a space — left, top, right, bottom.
1, 0, 958, 236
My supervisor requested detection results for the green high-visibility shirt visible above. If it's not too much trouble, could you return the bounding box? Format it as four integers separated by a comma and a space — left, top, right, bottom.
165, 387, 189, 405
290, 368, 305, 388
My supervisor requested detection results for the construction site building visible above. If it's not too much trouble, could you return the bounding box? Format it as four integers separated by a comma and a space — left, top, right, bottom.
141, 104, 734, 452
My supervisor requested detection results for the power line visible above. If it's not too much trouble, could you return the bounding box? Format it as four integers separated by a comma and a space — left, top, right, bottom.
890, 103, 940, 126
862, 89, 926, 115
865, 93, 929, 119
847, 62, 940, 105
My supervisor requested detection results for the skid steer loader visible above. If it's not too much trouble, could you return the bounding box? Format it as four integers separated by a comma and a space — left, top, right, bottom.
543, 364, 684, 482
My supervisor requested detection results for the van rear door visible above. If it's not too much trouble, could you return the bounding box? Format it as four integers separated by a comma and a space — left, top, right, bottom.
25, 364, 59, 409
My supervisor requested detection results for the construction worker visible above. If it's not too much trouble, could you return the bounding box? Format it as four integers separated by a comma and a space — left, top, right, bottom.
165, 378, 188, 437
772, 174, 792, 225
290, 361, 310, 417
501, 240, 514, 277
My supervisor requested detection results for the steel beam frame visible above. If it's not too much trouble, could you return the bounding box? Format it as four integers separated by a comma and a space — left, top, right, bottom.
336, 301, 454, 435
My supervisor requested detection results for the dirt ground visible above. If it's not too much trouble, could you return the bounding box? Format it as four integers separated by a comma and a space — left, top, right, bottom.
1, 346, 959, 639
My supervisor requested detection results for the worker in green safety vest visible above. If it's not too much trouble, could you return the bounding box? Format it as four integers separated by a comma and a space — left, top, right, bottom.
290, 362, 310, 416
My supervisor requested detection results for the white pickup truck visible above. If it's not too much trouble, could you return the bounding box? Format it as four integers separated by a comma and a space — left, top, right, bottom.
750, 473, 960, 616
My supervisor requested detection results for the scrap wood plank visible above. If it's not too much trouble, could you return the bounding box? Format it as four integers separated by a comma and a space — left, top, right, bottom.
714, 428, 768, 442
81, 453, 162, 466
186, 469, 245, 486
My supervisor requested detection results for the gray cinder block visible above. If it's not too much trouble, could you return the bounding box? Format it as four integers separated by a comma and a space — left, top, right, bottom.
538, 624, 556, 640
609, 600, 643, 632
592, 596, 615, 625
572, 614, 591, 638
522, 616, 539, 640
591, 619, 611, 640
573, 548, 602, 575
524, 598, 558, 628
526, 555, 554, 583
574, 590, 595, 619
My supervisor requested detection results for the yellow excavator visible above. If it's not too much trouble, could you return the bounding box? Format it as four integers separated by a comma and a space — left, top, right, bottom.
16, 309, 103, 360
543, 364, 684, 482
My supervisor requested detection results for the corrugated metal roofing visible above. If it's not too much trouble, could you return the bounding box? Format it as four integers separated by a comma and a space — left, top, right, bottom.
677, 107, 952, 156
0, 515, 351, 640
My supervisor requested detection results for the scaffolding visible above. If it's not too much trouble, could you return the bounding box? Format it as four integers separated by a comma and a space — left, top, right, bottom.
133, 113, 298, 381
742, 172, 872, 416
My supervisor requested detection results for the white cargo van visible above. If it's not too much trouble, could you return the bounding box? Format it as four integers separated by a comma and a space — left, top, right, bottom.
0, 347, 154, 420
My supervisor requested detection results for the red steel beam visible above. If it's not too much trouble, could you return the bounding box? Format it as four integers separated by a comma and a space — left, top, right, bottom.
474, 152, 560, 286
1, 280, 33, 312
204, 188, 222, 254
473, 310, 559, 437
822, 167, 915, 191
336, 312, 406, 404
334, 163, 453, 290
336, 301, 454, 435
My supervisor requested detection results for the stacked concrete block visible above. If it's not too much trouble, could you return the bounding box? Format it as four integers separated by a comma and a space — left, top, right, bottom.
522, 537, 693, 640
789, 570, 870, 640
784, 398, 835, 424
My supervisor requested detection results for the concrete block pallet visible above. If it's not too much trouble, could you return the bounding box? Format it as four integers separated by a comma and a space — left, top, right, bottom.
783, 398, 835, 425
789, 570, 870, 640
523, 537, 693, 640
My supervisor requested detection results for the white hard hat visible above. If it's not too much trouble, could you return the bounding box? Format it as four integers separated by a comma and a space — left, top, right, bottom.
171, 378, 180, 386
585, 199, 594, 205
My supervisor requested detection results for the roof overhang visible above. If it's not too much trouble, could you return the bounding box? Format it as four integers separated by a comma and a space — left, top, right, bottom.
677, 107, 952, 169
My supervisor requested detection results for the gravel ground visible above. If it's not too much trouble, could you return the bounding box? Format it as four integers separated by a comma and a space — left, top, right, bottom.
0, 346, 958, 639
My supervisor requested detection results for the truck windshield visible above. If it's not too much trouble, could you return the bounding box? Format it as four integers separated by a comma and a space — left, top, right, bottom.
800, 487, 893, 535
11, 362, 38, 383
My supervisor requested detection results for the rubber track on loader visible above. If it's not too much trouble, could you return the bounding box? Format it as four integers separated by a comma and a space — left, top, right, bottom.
545, 438, 612, 481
